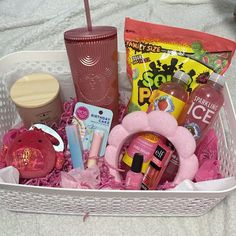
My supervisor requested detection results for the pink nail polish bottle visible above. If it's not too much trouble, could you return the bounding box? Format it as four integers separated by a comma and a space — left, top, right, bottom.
125, 153, 143, 190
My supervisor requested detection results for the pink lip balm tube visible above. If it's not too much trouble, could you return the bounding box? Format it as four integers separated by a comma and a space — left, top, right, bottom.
87, 130, 104, 168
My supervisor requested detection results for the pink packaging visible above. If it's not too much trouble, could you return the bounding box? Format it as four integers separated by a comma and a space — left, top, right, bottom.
121, 133, 164, 178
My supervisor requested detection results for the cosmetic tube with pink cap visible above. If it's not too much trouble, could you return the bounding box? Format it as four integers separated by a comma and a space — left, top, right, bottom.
87, 130, 104, 168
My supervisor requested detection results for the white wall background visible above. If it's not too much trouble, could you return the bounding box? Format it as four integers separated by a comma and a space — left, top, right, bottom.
0, 0, 235, 56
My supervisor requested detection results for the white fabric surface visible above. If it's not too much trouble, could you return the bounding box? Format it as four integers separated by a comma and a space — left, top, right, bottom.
0, 166, 19, 184
172, 178, 236, 191
0, 0, 236, 235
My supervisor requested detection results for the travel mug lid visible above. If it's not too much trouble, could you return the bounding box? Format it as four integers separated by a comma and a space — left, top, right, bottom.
64, 26, 117, 42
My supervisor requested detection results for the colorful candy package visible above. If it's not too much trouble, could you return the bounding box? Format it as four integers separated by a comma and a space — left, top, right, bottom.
125, 18, 236, 112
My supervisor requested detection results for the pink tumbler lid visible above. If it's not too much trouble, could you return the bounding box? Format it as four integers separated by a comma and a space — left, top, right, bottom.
64, 26, 117, 42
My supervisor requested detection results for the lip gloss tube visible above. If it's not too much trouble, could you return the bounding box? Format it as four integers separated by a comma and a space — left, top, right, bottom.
141, 142, 173, 190
87, 130, 104, 168
65, 125, 84, 169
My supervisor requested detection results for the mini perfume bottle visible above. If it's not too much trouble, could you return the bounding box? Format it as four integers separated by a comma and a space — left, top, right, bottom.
125, 153, 143, 190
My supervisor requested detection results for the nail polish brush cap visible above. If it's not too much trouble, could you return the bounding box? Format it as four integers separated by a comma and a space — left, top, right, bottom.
131, 153, 143, 173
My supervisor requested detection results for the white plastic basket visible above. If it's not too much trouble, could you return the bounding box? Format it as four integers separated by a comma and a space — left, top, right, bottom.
0, 51, 236, 217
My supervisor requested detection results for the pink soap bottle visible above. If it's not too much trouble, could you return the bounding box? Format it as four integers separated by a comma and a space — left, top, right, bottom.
125, 153, 144, 190
178, 72, 225, 143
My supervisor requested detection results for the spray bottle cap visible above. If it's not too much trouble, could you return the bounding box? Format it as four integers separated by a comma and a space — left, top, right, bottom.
209, 72, 225, 87
131, 153, 143, 173
173, 71, 190, 84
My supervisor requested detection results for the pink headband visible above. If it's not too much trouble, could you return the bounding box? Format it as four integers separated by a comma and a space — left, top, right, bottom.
105, 110, 199, 185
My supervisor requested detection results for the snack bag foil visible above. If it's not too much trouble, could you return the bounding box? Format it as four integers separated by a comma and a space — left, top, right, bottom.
125, 18, 236, 112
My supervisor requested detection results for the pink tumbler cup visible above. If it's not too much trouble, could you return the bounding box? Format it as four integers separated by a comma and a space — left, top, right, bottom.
64, 26, 119, 126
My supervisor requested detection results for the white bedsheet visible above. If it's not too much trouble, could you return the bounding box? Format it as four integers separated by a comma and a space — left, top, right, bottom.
0, 0, 236, 235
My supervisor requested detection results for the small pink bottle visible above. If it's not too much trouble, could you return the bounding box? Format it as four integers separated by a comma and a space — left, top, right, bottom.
121, 132, 162, 179
178, 72, 225, 143
125, 153, 143, 190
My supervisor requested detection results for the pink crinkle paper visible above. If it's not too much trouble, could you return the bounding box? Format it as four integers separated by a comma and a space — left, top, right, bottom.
194, 128, 222, 182
61, 166, 101, 189
158, 128, 222, 190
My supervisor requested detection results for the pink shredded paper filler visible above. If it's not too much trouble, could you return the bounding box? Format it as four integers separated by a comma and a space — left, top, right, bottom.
194, 128, 222, 182
157, 128, 222, 190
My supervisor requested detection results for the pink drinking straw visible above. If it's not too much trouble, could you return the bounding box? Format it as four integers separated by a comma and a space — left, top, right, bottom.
83, 0, 92, 31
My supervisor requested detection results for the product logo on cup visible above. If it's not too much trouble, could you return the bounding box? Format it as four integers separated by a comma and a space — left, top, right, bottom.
76, 106, 89, 120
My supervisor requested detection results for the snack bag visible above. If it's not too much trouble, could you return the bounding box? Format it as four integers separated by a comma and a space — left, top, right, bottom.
125, 18, 236, 113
